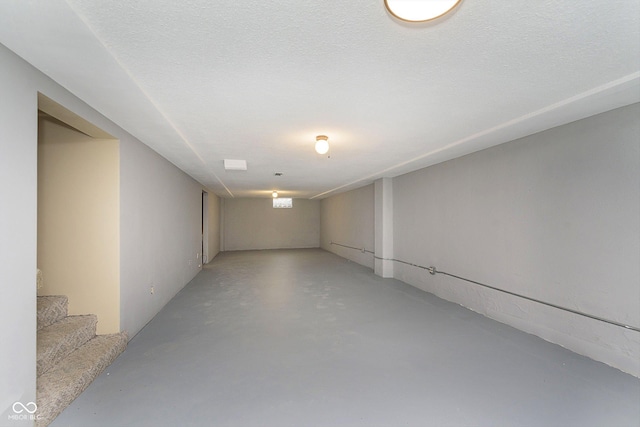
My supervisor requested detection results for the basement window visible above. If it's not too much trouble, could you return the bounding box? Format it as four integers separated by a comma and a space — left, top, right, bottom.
273, 198, 293, 209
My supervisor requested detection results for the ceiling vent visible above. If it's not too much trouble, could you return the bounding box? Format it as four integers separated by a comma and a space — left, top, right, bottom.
224, 159, 247, 171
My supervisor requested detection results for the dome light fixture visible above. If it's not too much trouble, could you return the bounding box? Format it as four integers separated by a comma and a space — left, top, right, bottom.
272, 191, 278, 198
315, 135, 329, 155
384, 0, 462, 22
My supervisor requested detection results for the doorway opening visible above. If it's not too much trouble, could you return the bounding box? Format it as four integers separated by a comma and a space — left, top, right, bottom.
202, 191, 209, 265
37, 93, 120, 334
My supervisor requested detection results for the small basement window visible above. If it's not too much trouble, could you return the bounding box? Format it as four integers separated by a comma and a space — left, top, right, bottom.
273, 198, 293, 208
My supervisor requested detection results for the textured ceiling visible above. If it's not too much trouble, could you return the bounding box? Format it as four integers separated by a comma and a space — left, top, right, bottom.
1, 0, 639, 198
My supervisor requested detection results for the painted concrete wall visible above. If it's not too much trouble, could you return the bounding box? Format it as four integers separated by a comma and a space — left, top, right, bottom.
0, 42, 214, 418
223, 198, 320, 251
320, 184, 375, 269
37, 116, 120, 334
119, 136, 204, 337
393, 103, 640, 376
0, 43, 38, 422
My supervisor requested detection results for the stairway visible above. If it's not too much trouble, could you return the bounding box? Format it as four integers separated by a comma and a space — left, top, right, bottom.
36, 295, 127, 427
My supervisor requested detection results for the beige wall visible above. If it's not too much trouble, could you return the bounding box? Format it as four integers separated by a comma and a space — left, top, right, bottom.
38, 115, 120, 334
223, 198, 320, 251
320, 184, 375, 269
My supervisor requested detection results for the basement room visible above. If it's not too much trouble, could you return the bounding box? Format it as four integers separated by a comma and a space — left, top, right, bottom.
0, 1, 638, 426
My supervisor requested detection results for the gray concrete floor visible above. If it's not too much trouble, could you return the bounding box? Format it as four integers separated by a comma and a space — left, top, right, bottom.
52, 249, 640, 427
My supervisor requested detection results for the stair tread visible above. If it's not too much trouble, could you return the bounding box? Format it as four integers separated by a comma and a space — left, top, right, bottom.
36, 332, 128, 427
37, 296, 68, 330
37, 315, 98, 377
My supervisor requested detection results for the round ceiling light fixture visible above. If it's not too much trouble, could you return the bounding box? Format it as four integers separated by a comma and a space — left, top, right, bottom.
384, 0, 462, 22
315, 135, 329, 154
272, 191, 278, 198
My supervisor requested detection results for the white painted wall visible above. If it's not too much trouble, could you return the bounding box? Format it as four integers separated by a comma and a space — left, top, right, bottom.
393, 104, 640, 376
0, 43, 38, 422
320, 185, 375, 269
119, 137, 204, 337
0, 43, 217, 418
223, 198, 320, 251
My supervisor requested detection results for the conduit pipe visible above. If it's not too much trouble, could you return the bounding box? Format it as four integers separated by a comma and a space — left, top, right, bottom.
330, 242, 640, 333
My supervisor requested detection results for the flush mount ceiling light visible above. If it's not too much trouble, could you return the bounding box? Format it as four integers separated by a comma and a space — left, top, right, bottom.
223, 159, 247, 171
315, 135, 329, 154
272, 191, 278, 198
384, 0, 462, 22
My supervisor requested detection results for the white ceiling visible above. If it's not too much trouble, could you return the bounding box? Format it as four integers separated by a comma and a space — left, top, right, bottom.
1, 0, 639, 198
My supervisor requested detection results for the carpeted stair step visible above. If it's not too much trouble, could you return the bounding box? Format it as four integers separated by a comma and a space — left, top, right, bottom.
37, 315, 97, 377
36, 332, 128, 427
37, 296, 68, 330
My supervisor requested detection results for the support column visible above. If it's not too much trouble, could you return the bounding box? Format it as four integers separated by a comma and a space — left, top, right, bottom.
219, 197, 225, 252
374, 178, 394, 278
